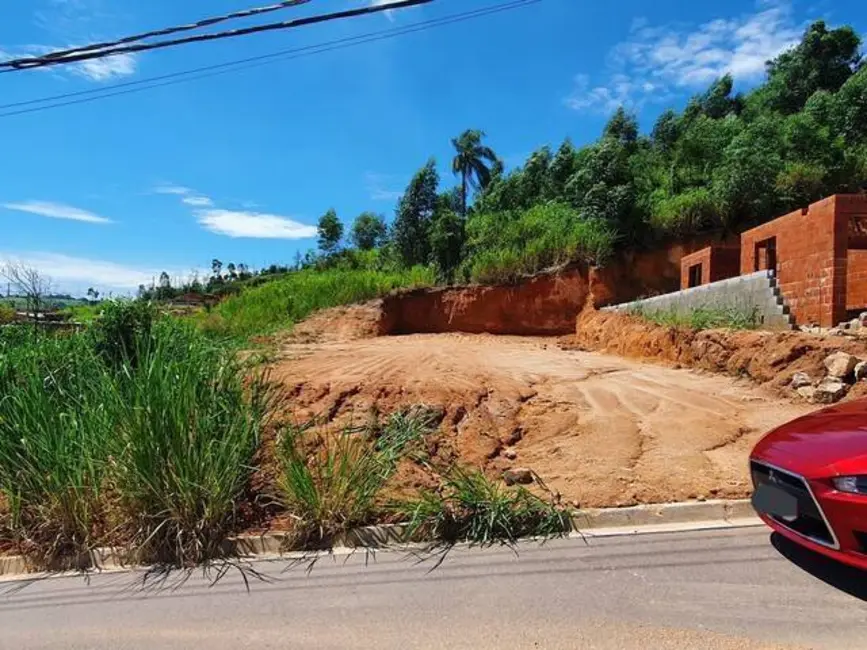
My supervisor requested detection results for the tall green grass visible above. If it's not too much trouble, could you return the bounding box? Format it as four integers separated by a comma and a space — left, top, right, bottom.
462, 202, 617, 284
0, 334, 113, 565
275, 410, 433, 548
110, 320, 272, 567
0, 303, 274, 569
196, 267, 435, 340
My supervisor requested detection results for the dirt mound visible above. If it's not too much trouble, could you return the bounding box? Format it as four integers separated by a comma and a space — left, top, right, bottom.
572, 309, 867, 392
270, 328, 808, 508
281, 302, 386, 344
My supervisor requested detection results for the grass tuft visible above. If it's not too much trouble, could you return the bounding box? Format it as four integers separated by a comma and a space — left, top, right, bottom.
398, 467, 572, 559
629, 304, 760, 330
275, 409, 433, 549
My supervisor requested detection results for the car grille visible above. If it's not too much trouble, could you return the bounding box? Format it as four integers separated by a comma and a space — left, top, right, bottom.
750, 460, 836, 548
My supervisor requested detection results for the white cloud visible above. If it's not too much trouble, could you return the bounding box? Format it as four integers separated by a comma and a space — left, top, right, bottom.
153, 184, 192, 196
565, 0, 801, 113
2, 200, 112, 224
181, 196, 214, 207
197, 209, 317, 240
0, 251, 192, 294
71, 52, 137, 82
154, 184, 316, 240
365, 172, 403, 201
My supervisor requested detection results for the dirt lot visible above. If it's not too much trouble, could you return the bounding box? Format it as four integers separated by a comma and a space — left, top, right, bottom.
270, 306, 811, 508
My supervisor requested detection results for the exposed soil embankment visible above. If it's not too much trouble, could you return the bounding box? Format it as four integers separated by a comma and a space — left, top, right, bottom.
380, 266, 590, 336
572, 309, 867, 394
271, 307, 809, 508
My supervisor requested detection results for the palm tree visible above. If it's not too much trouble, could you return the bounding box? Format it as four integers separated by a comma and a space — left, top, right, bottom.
451, 129, 498, 215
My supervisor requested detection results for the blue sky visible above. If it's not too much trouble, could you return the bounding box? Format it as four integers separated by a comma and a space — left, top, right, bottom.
0, 0, 864, 295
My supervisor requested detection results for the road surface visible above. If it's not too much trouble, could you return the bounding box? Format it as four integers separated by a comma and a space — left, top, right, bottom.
1, 527, 866, 649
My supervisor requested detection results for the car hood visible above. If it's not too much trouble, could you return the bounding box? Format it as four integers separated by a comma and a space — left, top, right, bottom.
751, 398, 867, 478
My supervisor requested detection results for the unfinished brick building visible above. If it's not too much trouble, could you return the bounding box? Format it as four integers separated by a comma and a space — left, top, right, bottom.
680, 194, 867, 327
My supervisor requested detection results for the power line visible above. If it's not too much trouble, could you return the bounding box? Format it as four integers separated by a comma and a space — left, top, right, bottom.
0, 0, 433, 72
0, 0, 541, 118
2, 0, 313, 66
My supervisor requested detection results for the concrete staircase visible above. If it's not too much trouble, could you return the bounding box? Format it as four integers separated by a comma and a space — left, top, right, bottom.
603, 270, 795, 330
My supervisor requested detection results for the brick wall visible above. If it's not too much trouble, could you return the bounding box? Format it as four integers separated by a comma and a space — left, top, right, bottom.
740, 195, 864, 327
711, 247, 742, 282
680, 248, 711, 288
680, 246, 741, 289
848, 249, 867, 312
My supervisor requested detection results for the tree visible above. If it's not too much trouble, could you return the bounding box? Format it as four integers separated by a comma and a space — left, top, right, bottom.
700, 75, 742, 119
451, 129, 498, 215
603, 107, 639, 144
351, 212, 388, 250
393, 159, 439, 267
317, 208, 343, 255
1, 263, 52, 331
86, 287, 100, 302
211, 259, 223, 281
430, 195, 465, 282
762, 21, 861, 114
226, 262, 237, 281
651, 110, 681, 153
547, 139, 578, 200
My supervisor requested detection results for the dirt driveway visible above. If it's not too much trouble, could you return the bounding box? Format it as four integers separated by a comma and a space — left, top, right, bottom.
272, 323, 811, 508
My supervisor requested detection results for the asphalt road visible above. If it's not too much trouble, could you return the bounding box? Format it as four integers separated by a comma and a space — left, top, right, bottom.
1, 527, 866, 649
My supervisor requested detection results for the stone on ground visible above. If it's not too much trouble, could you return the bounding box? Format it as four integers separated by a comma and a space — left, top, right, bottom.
824, 351, 858, 379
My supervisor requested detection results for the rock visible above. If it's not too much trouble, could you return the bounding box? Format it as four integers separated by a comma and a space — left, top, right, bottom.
503, 448, 518, 460
861, 312, 867, 326
790, 372, 813, 389
797, 386, 817, 401
814, 378, 848, 404
857, 361, 867, 382
824, 351, 858, 378
851, 318, 863, 330
503, 468, 534, 486
500, 427, 523, 446
828, 328, 845, 337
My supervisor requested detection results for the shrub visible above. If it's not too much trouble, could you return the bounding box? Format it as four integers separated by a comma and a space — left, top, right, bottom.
0, 304, 15, 324
90, 299, 155, 368
650, 188, 719, 236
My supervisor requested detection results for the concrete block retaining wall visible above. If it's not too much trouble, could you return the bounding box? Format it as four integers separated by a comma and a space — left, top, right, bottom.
602, 271, 794, 330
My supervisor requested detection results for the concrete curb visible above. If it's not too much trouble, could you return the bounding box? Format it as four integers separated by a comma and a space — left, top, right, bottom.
0, 499, 758, 580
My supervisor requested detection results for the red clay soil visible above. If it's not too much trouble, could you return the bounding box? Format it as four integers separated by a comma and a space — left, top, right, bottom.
572, 308, 867, 392
268, 305, 809, 509
380, 266, 591, 336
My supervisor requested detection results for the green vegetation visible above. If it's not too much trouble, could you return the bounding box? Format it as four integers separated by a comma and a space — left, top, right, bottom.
0, 302, 270, 569
630, 305, 761, 330
195, 266, 434, 340
399, 467, 572, 553
461, 202, 617, 283
109, 320, 271, 567
275, 410, 433, 548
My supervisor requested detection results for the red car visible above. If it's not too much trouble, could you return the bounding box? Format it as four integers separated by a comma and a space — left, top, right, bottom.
750, 399, 867, 571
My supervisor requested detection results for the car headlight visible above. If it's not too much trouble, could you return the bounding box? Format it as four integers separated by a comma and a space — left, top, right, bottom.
832, 476, 867, 494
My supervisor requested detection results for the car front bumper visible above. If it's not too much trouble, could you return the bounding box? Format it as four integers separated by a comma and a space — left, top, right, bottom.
751, 458, 867, 571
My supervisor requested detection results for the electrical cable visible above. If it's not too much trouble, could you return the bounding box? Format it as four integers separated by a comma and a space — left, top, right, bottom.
0, 0, 433, 71
0, 0, 541, 119
1, 0, 313, 65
